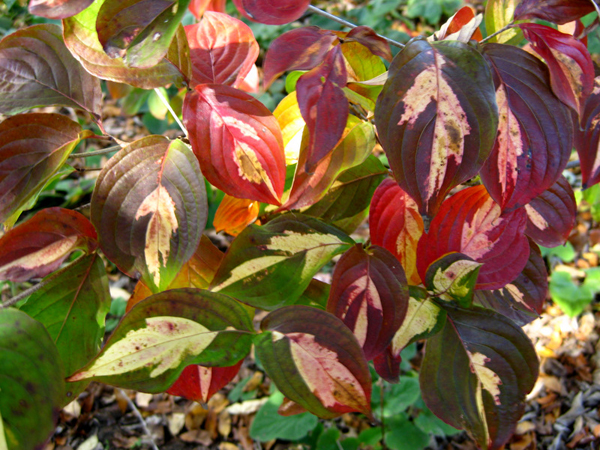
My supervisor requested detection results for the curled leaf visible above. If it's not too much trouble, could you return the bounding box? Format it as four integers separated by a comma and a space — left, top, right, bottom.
29, 0, 94, 19
0, 208, 97, 282
514, 0, 594, 25
232, 0, 310, 25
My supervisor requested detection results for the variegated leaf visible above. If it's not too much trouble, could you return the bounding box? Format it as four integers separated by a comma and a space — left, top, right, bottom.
68, 288, 254, 392
0, 24, 102, 119
525, 176, 576, 248
433, 6, 483, 42
520, 23, 594, 114
372, 346, 402, 384
374, 37, 498, 218
473, 238, 547, 326
210, 214, 354, 310
91, 136, 207, 292
480, 43, 573, 211
417, 185, 530, 290
425, 253, 482, 307
369, 178, 424, 285
29, 0, 94, 19
327, 245, 409, 361
19, 253, 111, 402
185, 11, 258, 88
0, 208, 97, 282
63, 1, 190, 89
389, 286, 446, 359
0, 113, 91, 226
255, 306, 372, 419
344, 26, 392, 62
421, 303, 539, 450
263, 27, 338, 89
183, 84, 286, 205
167, 359, 243, 403
297, 46, 349, 172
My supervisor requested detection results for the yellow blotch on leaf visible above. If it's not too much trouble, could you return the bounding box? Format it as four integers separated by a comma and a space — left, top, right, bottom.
214, 194, 260, 236
135, 184, 179, 288
274, 92, 305, 165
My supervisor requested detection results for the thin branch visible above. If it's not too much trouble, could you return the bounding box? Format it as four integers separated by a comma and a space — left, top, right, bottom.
306, 5, 405, 49
480, 21, 515, 44
2, 281, 46, 309
154, 88, 188, 138
118, 389, 160, 450
592, 0, 600, 19
69, 144, 122, 158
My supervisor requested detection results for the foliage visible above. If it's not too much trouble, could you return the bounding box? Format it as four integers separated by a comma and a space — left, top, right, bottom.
0, 0, 597, 449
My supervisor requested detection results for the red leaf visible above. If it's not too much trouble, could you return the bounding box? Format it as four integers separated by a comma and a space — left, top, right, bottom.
474, 238, 547, 326
369, 179, 424, 286
183, 84, 286, 205
167, 360, 243, 403
231, 0, 310, 25
296, 46, 349, 173
327, 245, 409, 361
345, 26, 392, 62
262, 27, 338, 89
520, 23, 594, 114
416, 186, 530, 290
29, 0, 93, 19
479, 44, 573, 211
0, 208, 97, 282
372, 346, 401, 384
185, 12, 258, 88
188, 0, 226, 18
514, 0, 594, 25
576, 77, 600, 188
525, 176, 576, 248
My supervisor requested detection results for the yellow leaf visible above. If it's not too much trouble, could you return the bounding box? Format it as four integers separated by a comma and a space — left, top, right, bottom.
274, 92, 305, 165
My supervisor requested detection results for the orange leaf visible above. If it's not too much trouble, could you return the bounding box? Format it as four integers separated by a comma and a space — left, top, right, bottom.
214, 195, 260, 236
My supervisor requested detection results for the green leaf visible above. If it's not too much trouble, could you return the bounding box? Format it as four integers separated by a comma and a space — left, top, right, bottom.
211, 214, 354, 310
0, 308, 65, 450
68, 288, 253, 392
250, 391, 318, 442
358, 427, 383, 446
96, 0, 191, 69
316, 427, 341, 450
19, 253, 111, 403
385, 416, 430, 450
295, 278, 330, 310
541, 241, 576, 261
484, 0, 523, 44
303, 155, 387, 234
414, 402, 460, 437
425, 253, 482, 307
420, 304, 539, 450
285, 70, 306, 93
255, 306, 372, 419
91, 136, 207, 292
371, 377, 420, 419
549, 270, 593, 317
